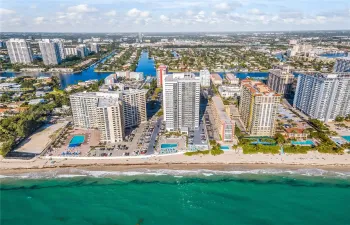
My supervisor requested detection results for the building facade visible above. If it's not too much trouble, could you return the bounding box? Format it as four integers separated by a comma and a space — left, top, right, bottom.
39, 39, 62, 65
163, 73, 200, 132
70, 90, 147, 143
6, 39, 33, 64
211, 96, 235, 142
218, 85, 240, 98
239, 80, 280, 136
90, 43, 100, 53
333, 58, 350, 72
64, 47, 78, 56
225, 73, 239, 85
293, 73, 350, 122
267, 69, 294, 96
77, 44, 89, 58
156, 65, 168, 87
211, 73, 223, 85
200, 69, 211, 87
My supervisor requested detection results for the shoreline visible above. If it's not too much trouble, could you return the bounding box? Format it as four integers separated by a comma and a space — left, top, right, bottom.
1, 151, 350, 175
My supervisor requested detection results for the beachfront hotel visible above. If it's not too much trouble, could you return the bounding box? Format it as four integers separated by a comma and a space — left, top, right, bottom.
6, 38, 33, 64
239, 80, 280, 136
163, 73, 200, 133
293, 72, 350, 122
211, 96, 235, 142
38, 39, 62, 65
156, 65, 168, 87
70, 90, 147, 143
267, 68, 294, 96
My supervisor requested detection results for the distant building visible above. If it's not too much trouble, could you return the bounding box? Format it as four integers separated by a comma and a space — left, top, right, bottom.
218, 85, 240, 98
6, 39, 33, 64
239, 80, 280, 136
267, 68, 294, 96
64, 47, 78, 56
333, 58, 350, 72
52, 39, 66, 60
76, 44, 89, 58
199, 69, 211, 87
90, 43, 100, 53
210, 73, 222, 85
225, 73, 239, 85
156, 65, 168, 87
293, 72, 350, 122
163, 73, 200, 133
211, 96, 235, 142
39, 39, 62, 65
28, 99, 45, 105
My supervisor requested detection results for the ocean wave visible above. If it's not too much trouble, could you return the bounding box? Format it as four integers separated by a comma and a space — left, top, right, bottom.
1, 168, 350, 180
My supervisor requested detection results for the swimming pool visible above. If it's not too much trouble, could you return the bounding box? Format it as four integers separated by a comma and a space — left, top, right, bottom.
161, 143, 178, 149
69, 135, 85, 147
291, 140, 314, 146
342, 136, 350, 143
220, 145, 230, 150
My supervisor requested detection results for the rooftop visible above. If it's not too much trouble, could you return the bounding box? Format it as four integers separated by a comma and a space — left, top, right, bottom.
212, 96, 233, 124
241, 79, 279, 97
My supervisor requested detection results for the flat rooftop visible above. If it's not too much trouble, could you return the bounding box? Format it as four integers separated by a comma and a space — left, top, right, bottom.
212, 96, 233, 124
241, 79, 279, 97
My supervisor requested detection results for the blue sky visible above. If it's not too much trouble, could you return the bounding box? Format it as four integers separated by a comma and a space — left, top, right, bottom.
1, 0, 349, 32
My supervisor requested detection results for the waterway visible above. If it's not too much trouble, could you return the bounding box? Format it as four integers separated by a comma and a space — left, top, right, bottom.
136, 51, 156, 76
319, 53, 348, 58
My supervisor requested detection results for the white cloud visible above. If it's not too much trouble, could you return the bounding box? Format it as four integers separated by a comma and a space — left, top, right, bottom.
105, 10, 117, 17
67, 4, 97, 13
127, 8, 150, 18
0, 8, 16, 15
215, 3, 231, 11
34, 17, 45, 25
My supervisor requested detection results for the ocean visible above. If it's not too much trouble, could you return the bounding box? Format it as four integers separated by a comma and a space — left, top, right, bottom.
1, 168, 350, 225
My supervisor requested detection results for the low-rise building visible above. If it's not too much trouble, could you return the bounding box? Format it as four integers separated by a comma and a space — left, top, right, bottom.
225, 73, 239, 85
218, 85, 240, 98
211, 73, 222, 85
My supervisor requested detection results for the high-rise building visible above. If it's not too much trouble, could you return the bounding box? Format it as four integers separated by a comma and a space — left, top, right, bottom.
39, 39, 62, 65
64, 47, 78, 56
96, 97, 125, 143
90, 43, 100, 53
293, 72, 350, 122
138, 32, 142, 43
211, 96, 235, 142
239, 80, 280, 136
6, 38, 33, 64
333, 58, 350, 72
70, 90, 147, 143
77, 44, 89, 58
156, 65, 168, 87
199, 69, 211, 87
267, 68, 294, 96
163, 73, 200, 133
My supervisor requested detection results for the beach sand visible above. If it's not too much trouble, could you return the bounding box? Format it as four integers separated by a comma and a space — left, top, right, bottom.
1, 151, 350, 174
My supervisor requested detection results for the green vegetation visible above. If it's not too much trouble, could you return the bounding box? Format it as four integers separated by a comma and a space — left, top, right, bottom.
184, 150, 210, 156
241, 144, 280, 154
156, 109, 163, 117
209, 140, 224, 155
283, 145, 315, 154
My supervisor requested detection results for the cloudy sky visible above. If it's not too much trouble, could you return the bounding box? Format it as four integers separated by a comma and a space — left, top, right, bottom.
1, 0, 349, 32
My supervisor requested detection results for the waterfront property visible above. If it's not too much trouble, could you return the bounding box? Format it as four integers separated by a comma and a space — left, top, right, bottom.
291, 140, 315, 146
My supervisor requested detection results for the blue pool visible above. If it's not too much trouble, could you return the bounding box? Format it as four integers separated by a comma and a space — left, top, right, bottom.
69, 135, 85, 147
291, 140, 315, 146
161, 143, 178, 149
342, 136, 350, 143
221, 146, 230, 150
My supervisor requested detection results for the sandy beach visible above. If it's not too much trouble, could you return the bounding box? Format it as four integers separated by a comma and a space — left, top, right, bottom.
1, 151, 350, 174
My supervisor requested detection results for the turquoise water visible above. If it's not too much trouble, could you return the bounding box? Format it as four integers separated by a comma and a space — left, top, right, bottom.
1, 168, 350, 225
161, 143, 178, 149
220, 145, 230, 150
291, 140, 315, 146
69, 135, 85, 147
342, 136, 350, 142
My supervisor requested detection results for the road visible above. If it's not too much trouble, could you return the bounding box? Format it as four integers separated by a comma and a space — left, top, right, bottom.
146, 116, 163, 155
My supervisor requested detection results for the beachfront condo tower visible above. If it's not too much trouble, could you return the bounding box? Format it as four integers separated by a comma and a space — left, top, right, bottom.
6, 38, 33, 64
200, 69, 211, 87
39, 39, 62, 65
163, 73, 200, 133
70, 90, 147, 143
293, 72, 350, 122
267, 68, 294, 96
239, 80, 280, 136
211, 96, 235, 142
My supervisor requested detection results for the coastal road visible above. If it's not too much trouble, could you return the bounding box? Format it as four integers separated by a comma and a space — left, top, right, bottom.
146, 116, 163, 155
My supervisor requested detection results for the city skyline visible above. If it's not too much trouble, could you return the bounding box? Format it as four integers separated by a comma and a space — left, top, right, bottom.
1, 0, 350, 32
